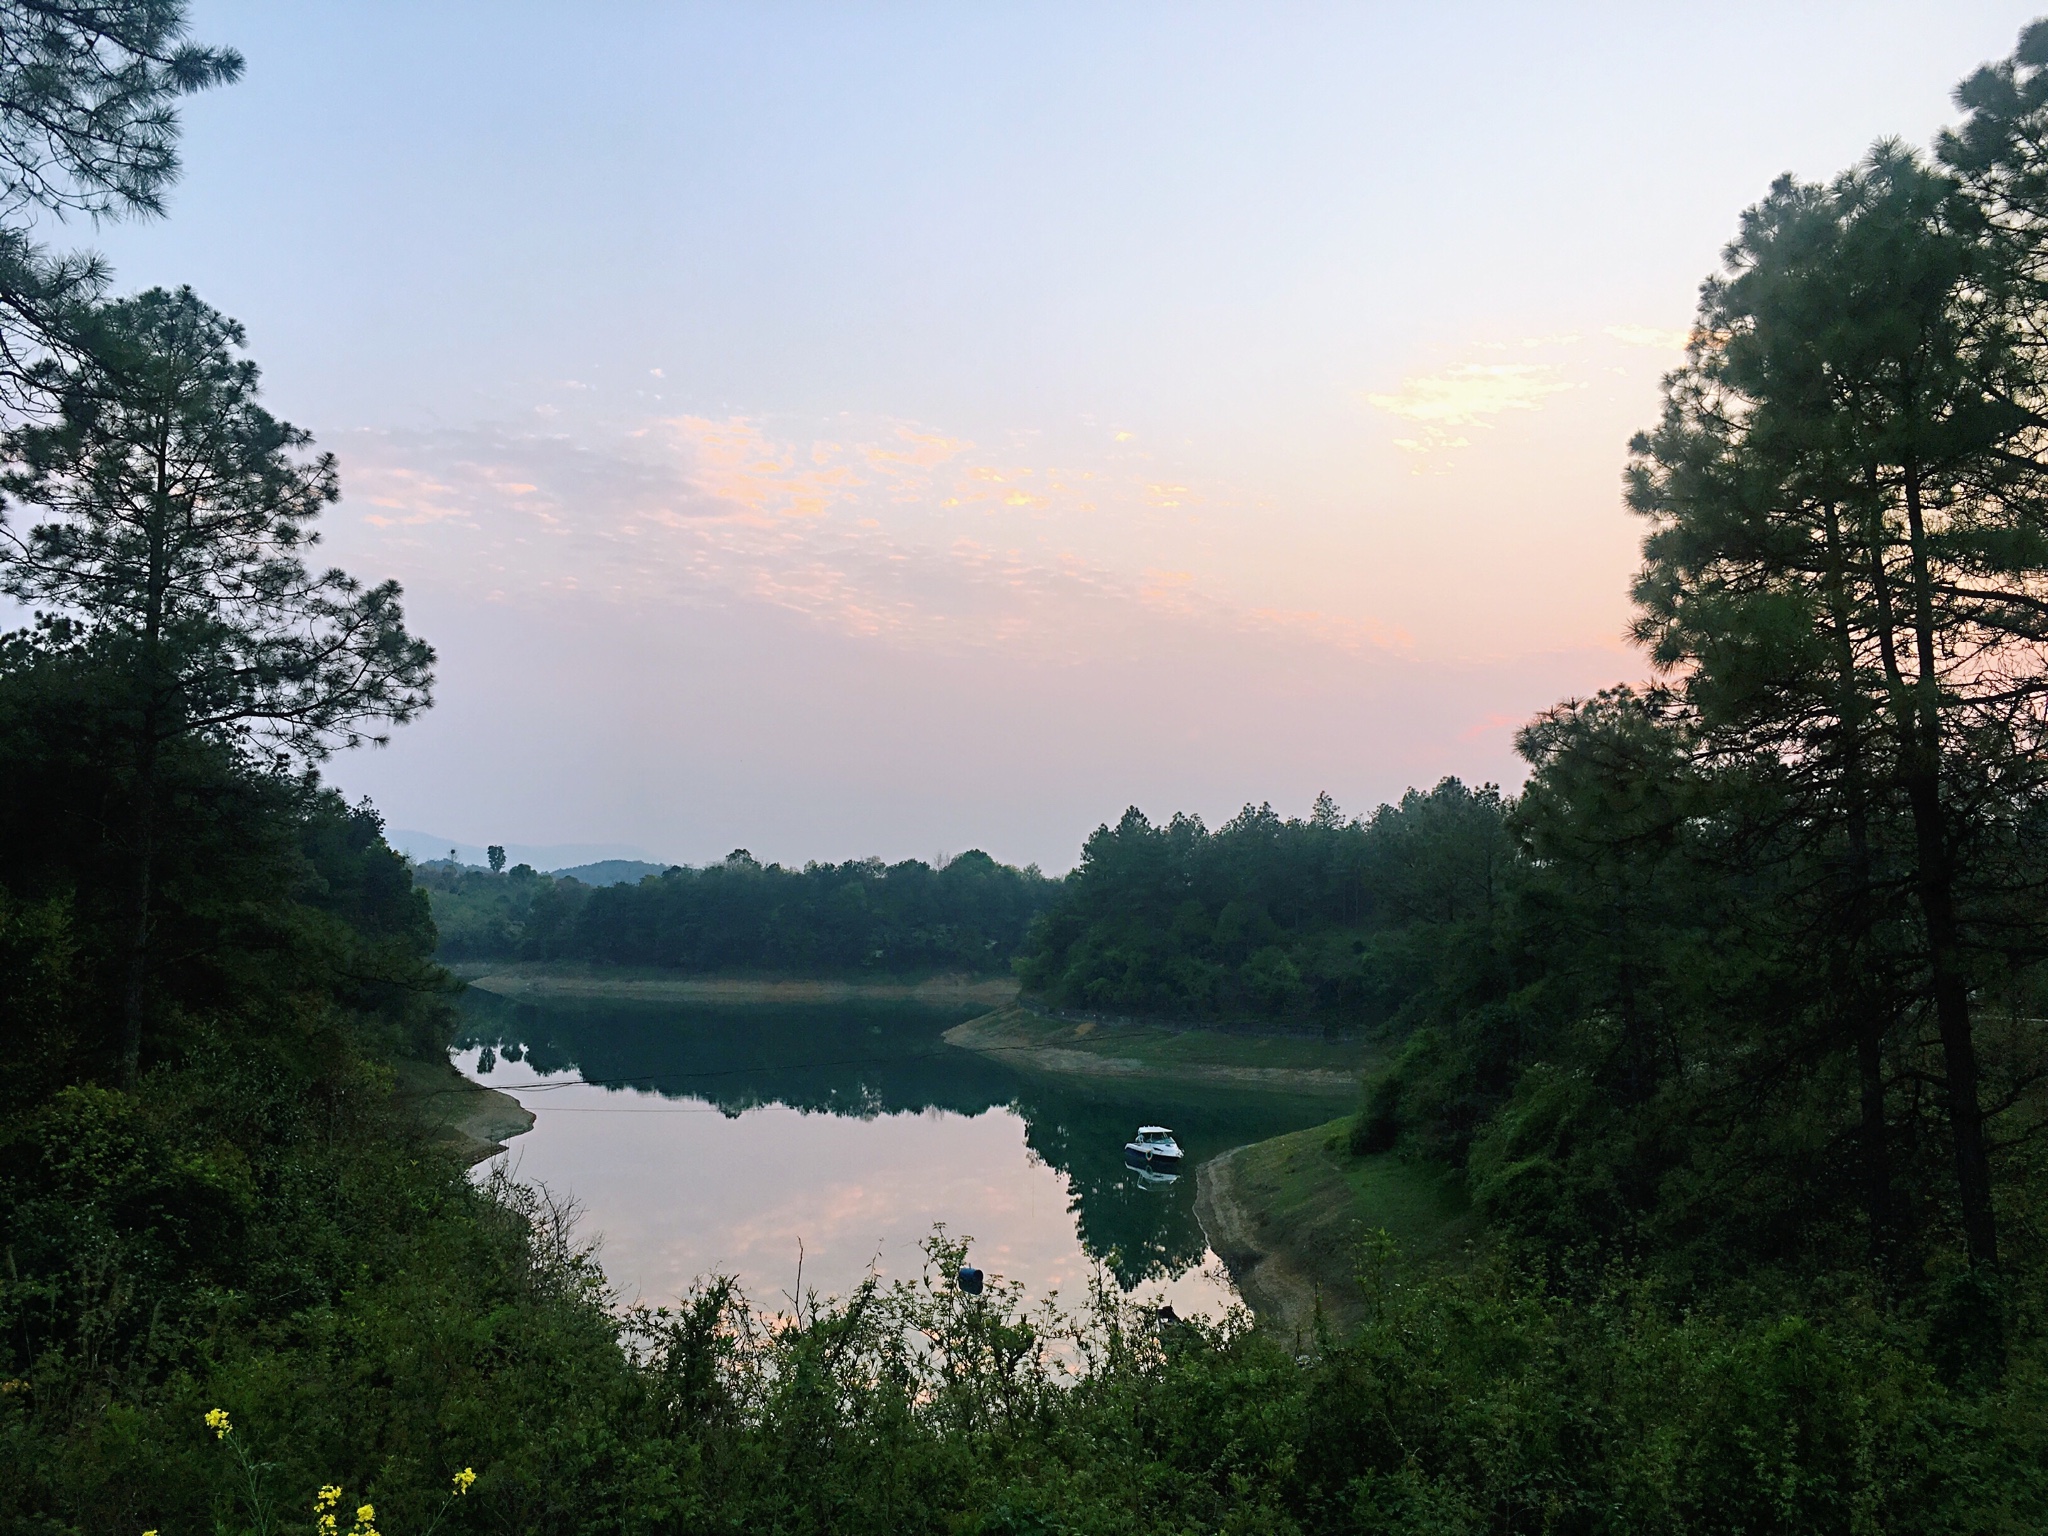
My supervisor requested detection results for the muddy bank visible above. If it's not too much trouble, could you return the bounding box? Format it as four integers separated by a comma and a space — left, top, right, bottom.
461, 964, 1019, 1008
1194, 1120, 1475, 1339
1195, 1143, 1361, 1340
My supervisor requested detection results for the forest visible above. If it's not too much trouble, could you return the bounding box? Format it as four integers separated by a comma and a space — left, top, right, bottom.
420, 848, 1056, 974
3, 5, 2048, 1534
1014, 781, 1507, 1025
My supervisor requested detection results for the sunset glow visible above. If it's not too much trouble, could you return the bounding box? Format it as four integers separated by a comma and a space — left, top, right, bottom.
89, 1, 2048, 868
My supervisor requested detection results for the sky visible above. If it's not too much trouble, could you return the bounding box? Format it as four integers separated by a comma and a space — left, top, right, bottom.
73, 1, 2048, 870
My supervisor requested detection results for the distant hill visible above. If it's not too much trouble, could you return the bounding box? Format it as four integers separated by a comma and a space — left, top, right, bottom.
385, 829, 652, 869
548, 859, 669, 887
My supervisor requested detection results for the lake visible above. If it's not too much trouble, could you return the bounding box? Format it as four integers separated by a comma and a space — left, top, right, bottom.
453, 991, 1345, 1317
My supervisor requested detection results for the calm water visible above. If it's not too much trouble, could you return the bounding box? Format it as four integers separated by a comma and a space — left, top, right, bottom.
453, 992, 1342, 1317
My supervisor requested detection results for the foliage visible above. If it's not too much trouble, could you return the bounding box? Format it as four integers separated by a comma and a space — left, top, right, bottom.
0, 285, 435, 763
0, 643, 448, 1090
0, 2, 240, 399
1015, 783, 1510, 1025
0, 284, 434, 1081
1625, 136, 2048, 1268
6, 1092, 2043, 1536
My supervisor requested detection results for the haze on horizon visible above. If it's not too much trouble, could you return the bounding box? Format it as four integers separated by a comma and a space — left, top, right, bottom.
81, 1, 2048, 871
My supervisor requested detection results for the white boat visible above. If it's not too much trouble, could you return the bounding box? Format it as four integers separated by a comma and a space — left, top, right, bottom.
1123, 1125, 1184, 1172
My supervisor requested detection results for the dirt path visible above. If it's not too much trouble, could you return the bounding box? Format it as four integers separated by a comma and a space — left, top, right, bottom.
392, 1056, 536, 1165
464, 968, 1019, 1007
943, 1006, 1360, 1095
1194, 1145, 1354, 1340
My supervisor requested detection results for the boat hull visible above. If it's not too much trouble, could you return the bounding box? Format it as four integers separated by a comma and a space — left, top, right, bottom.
1123, 1144, 1183, 1171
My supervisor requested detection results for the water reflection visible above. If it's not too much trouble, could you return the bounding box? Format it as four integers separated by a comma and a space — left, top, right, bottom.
454, 991, 1340, 1309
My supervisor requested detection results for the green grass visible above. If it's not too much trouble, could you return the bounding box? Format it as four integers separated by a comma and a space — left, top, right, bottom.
1003, 1009, 1375, 1075
1334, 1144, 1473, 1265
1224, 1118, 1475, 1319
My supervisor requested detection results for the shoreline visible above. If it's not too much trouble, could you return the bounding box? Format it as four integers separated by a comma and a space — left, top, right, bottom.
943, 1003, 1362, 1095
1194, 1144, 1350, 1339
1194, 1119, 1475, 1336
459, 964, 1019, 1007
392, 1055, 536, 1165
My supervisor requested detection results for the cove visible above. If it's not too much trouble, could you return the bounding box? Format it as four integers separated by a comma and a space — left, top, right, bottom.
453, 990, 1344, 1316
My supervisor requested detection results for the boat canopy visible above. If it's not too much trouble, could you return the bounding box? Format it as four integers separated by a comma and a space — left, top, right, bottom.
1135, 1126, 1175, 1138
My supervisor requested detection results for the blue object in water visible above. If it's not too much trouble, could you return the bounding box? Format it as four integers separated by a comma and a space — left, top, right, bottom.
956, 1265, 983, 1295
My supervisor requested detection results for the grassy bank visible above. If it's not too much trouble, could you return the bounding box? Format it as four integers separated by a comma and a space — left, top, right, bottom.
1195, 1117, 1473, 1337
391, 1054, 536, 1163
942, 1003, 1368, 1095
457, 961, 1019, 1007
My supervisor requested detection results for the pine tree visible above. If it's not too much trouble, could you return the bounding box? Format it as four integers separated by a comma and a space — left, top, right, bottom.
0, 3, 240, 400
0, 288, 433, 1080
1628, 144, 2048, 1270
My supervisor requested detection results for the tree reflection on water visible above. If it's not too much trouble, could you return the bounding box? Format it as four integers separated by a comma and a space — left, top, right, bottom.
454, 990, 1337, 1289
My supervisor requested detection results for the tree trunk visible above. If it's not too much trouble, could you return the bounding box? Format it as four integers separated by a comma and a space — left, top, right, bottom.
1822, 498, 1892, 1258
1857, 1020, 1892, 1262
121, 435, 173, 1087
1898, 461, 1998, 1268
1900, 768, 1997, 1265
119, 735, 156, 1087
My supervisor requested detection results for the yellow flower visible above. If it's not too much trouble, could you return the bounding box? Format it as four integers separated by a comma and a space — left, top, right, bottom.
316, 1485, 342, 1509
203, 1407, 232, 1439
143, 1530, 158, 1535
452, 1466, 477, 1495
356, 1505, 375, 1525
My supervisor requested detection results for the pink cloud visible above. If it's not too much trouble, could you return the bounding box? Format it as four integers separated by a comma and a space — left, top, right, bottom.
333, 412, 1415, 669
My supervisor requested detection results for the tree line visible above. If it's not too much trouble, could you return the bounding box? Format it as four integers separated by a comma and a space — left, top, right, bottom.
1014, 781, 1509, 1024
420, 847, 1057, 974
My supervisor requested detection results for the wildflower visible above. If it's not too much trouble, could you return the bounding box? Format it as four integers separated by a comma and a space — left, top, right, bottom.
203, 1407, 232, 1439
312, 1484, 344, 1534
356, 1505, 375, 1526
452, 1466, 477, 1495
